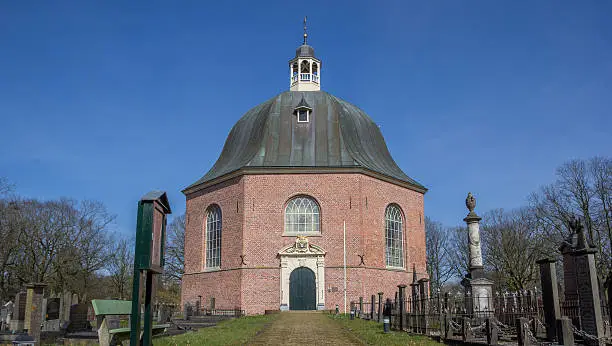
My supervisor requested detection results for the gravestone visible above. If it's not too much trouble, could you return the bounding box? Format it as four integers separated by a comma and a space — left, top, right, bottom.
42, 297, 62, 332
537, 258, 561, 342
11, 291, 26, 331
157, 305, 171, 323
41, 298, 47, 324
398, 284, 407, 331
556, 317, 575, 345
184, 303, 193, 320
60, 291, 71, 322
67, 303, 91, 332
105, 315, 121, 330
418, 278, 429, 333
24, 283, 47, 342
559, 231, 579, 301
486, 318, 498, 345
0, 304, 8, 331
370, 295, 375, 320
377, 292, 383, 323
572, 237, 604, 343
409, 268, 419, 331
46, 298, 60, 320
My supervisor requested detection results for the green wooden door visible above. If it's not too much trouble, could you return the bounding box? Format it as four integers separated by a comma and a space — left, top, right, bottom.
289, 267, 316, 310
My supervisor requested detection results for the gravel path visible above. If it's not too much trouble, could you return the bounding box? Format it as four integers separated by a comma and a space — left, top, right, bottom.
247, 311, 363, 345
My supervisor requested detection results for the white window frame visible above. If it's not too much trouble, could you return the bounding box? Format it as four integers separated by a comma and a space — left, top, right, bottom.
385, 204, 404, 269
205, 205, 222, 270
297, 109, 310, 123
284, 196, 321, 236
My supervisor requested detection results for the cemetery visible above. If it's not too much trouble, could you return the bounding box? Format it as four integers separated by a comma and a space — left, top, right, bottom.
0, 193, 240, 345
1, 5, 611, 346
3, 190, 608, 345
349, 193, 612, 346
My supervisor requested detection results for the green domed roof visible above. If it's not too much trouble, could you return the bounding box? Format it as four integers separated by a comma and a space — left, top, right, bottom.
184, 91, 425, 193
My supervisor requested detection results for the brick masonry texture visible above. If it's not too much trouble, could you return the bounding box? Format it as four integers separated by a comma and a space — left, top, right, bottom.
181, 172, 426, 315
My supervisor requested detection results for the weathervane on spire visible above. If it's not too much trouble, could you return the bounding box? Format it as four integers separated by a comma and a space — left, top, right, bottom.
303, 16, 308, 44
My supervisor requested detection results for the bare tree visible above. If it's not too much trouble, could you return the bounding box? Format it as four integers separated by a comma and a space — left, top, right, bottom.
447, 225, 471, 280
590, 157, 612, 270
64, 200, 115, 300
164, 214, 185, 284
0, 197, 24, 301
13, 199, 75, 284
425, 217, 455, 292
529, 157, 612, 282
481, 208, 549, 291
9, 198, 115, 299
0, 177, 13, 196
108, 237, 134, 299
0, 181, 118, 301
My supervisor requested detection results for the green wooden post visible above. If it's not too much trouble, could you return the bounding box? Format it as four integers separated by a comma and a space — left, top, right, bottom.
130, 191, 171, 346
143, 272, 154, 345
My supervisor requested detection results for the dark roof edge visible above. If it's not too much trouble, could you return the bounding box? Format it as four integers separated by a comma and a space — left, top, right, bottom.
140, 190, 172, 214
288, 56, 321, 63
182, 166, 428, 196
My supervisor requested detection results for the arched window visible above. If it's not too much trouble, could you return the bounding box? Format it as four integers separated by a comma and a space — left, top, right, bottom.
300, 60, 310, 73
312, 62, 318, 75
292, 62, 298, 76
385, 204, 404, 268
205, 205, 222, 268
285, 196, 320, 234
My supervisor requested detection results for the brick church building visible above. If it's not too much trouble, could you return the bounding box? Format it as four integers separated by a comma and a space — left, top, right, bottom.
181, 28, 427, 315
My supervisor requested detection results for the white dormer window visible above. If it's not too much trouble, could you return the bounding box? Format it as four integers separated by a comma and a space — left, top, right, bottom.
297, 109, 309, 123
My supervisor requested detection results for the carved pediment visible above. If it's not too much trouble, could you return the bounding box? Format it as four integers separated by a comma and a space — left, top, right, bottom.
279, 236, 326, 256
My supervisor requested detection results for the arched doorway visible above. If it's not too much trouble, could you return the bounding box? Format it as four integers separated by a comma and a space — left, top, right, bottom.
289, 267, 316, 310
278, 237, 326, 311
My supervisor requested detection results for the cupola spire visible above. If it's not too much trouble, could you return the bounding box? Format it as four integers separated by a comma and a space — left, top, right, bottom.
290, 17, 321, 91
303, 16, 308, 44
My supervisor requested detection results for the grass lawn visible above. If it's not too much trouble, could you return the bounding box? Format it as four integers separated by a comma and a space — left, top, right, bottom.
155, 314, 278, 346
329, 314, 443, 346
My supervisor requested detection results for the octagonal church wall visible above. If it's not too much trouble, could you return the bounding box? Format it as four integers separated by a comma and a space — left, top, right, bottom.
182, 172, 426, 315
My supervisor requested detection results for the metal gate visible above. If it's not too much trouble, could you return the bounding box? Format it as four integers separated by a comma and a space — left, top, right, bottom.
289, 267, 316, 310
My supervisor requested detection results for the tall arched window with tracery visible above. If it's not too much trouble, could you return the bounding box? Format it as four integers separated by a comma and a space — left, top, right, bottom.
385, 204, 404, 268
205, 205, 222, 268
284, 196, 320, 234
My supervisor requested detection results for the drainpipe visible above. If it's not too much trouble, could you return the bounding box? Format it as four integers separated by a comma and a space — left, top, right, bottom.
344, 220, 347, 314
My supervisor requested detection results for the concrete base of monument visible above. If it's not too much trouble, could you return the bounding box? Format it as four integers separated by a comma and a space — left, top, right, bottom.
469, 277, 495, 315
470, 266, 485, 279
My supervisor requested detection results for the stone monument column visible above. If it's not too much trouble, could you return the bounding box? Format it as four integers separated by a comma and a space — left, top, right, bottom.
464, 192, 484, 279
536, 258, 561, 341
463, 193, 493, 315
569, 217, 605, 345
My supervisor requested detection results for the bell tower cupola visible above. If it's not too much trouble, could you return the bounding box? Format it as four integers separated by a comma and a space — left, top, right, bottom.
289, 17, 321, 91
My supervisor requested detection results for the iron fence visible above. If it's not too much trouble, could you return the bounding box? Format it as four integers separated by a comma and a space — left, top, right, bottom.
350, 290, 549, 343
351, 288, 612, 346
183, 302, 244, 318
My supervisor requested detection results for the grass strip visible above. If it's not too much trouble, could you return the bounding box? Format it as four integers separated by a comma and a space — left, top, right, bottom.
328, 314, 442, 346
155, 314, 278, 346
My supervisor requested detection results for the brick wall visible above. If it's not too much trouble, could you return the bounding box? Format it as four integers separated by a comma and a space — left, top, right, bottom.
182, 176, 244, 309
182, 172, 426, 314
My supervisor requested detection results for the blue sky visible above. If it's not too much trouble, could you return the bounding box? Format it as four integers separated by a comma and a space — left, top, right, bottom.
1, 1, 611, 235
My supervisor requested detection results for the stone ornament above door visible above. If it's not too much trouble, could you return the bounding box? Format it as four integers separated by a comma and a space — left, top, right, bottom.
278, 236, 326, 256
278, 236, 326, 311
